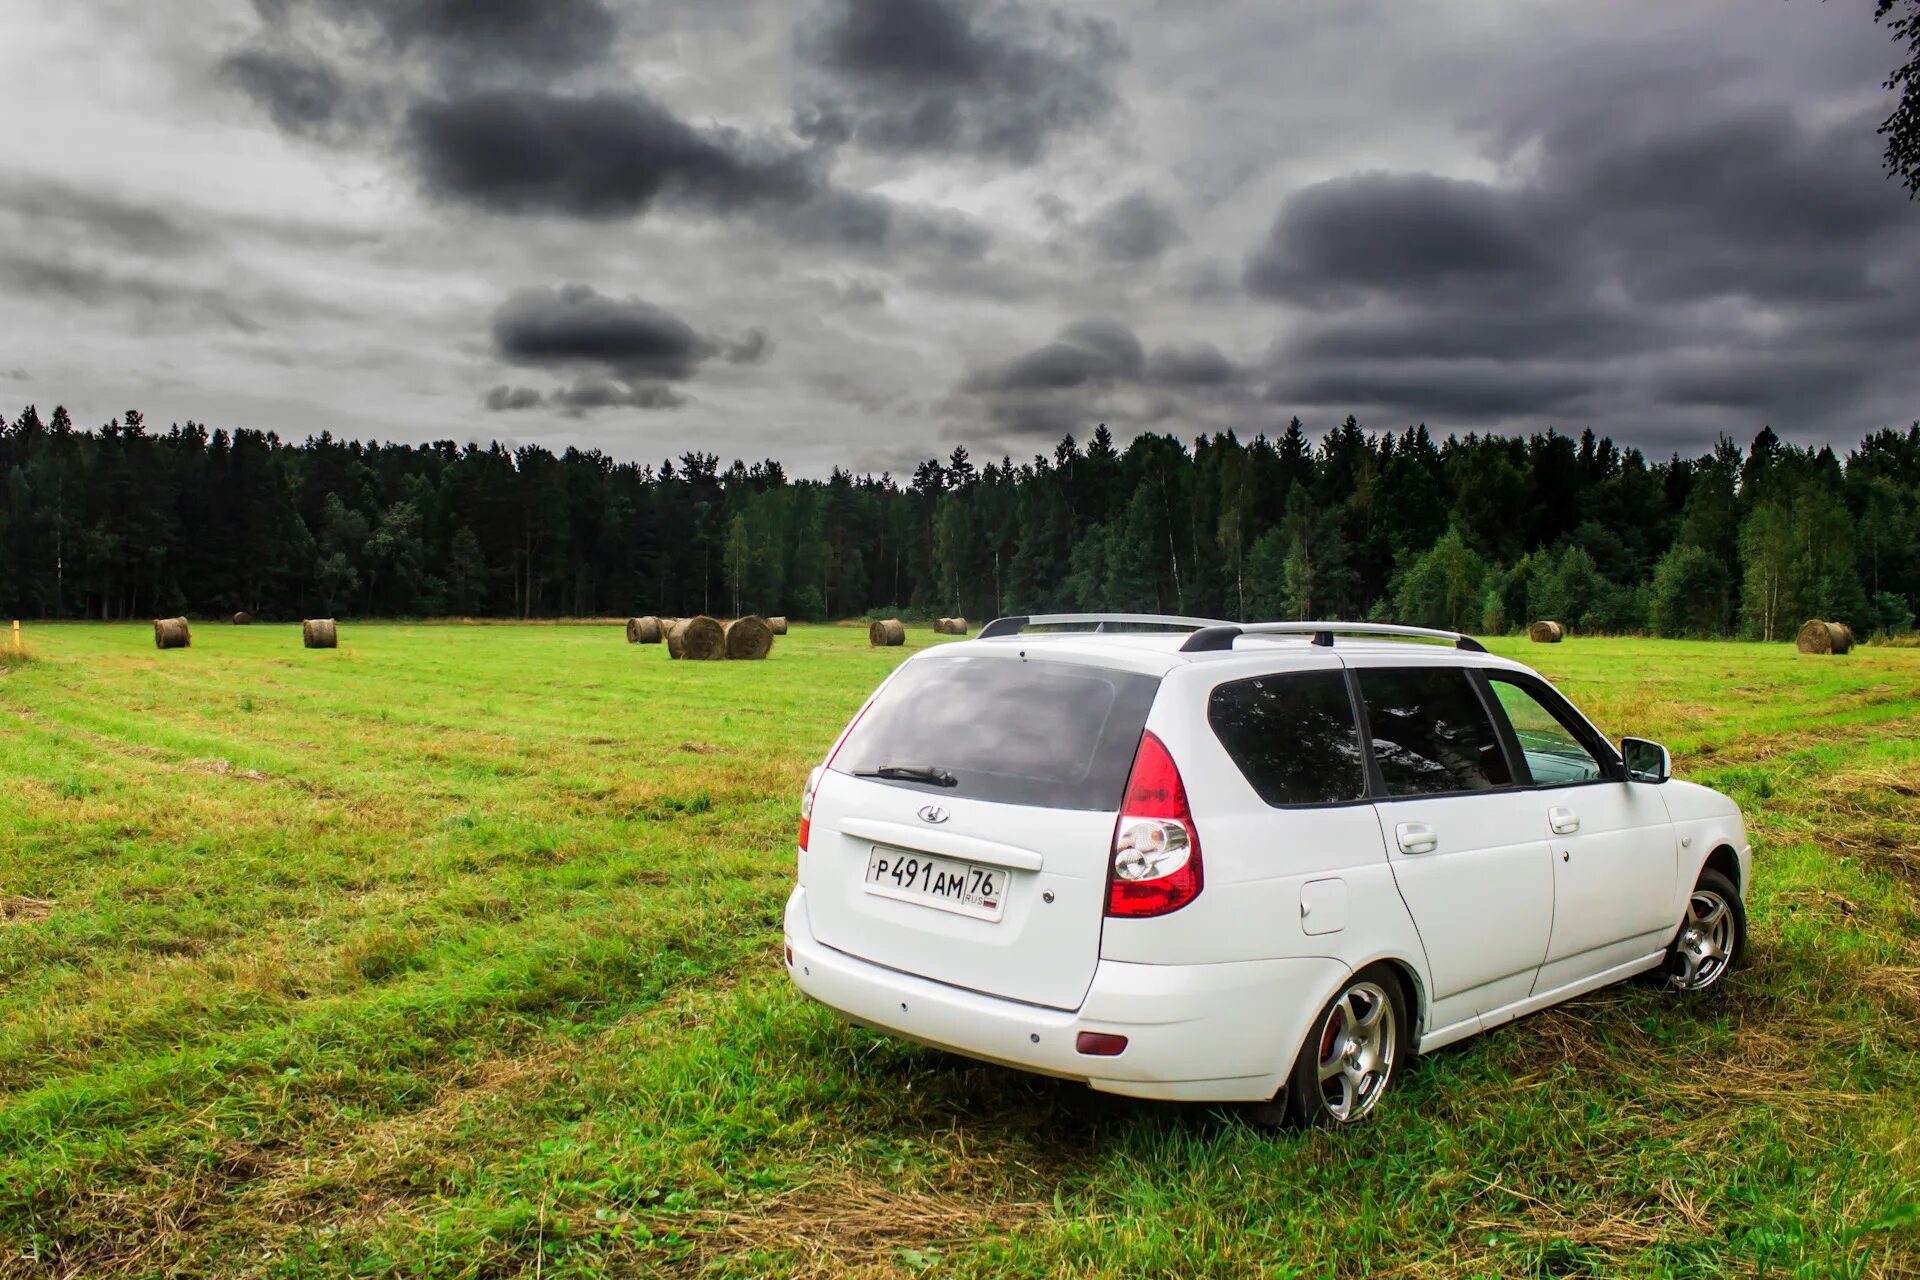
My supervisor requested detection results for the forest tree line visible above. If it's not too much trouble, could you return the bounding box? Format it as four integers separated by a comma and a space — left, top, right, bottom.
2, 403, 1917, 639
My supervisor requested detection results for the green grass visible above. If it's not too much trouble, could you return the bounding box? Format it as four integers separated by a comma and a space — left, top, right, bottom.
1, 622, 1917, 1278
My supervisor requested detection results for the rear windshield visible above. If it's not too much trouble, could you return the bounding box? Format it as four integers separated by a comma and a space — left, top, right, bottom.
830, 655, 1160, 810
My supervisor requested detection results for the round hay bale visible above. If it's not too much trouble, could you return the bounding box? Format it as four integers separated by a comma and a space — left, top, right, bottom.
1528, 620, 1565, 643
933, 616, 970, 636
870, 618, 906, 646
724, 614, 774, 660
303, 619, 338, 649
153, 617, 191, 649
1797, 619, 1851, 654
626, 615, 663, 644
667, 615, 725, 660
766, 616, 788, 636
232, 611, 253, 626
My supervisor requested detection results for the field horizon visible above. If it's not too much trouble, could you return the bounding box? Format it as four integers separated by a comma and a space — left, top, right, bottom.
2, 623, 1917, 1277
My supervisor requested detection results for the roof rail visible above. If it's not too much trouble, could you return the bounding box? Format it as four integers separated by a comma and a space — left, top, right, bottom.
977, 612, 1233, 639
1180, 621, 1488, 653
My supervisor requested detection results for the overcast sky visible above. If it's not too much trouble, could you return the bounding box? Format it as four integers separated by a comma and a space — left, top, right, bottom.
2, 0, 1915, 475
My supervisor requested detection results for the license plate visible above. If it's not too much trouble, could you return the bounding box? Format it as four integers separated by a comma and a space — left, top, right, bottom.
863, 846, 1005, 921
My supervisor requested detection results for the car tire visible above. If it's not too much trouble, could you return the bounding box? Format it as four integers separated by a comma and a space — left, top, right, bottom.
1662, 868, 1746, 993
1286, 966, 1408, 1128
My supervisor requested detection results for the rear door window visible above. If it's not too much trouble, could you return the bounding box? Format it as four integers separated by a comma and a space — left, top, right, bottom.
830, 656, 1160, 810
1208, 671, 1366, 806
1356, 667, 1513, 796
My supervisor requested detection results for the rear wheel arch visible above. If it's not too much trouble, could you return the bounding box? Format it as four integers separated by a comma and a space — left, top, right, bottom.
1306, 956, 1426, 1056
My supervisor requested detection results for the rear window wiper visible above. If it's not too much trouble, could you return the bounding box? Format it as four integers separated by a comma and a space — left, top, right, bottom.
854, 764, 958, 787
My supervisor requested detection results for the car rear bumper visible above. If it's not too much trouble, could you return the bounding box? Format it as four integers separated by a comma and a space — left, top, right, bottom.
784, 886, 1343, 1102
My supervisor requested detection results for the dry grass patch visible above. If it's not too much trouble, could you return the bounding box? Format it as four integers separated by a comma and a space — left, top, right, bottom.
0, 895, 53, 924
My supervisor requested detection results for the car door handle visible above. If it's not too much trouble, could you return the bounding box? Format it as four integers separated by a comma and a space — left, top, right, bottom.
1395, 822, 1437, 855
1549, 806, 1580, 835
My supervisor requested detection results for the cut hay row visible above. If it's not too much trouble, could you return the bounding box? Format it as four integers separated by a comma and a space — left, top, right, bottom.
870, 618, 905, 647
153, 617, 190, 649
933, 616, 969, 636
1796, 619, 1855, 655
303, 619, 338, 649
1529, 620, 1565, 643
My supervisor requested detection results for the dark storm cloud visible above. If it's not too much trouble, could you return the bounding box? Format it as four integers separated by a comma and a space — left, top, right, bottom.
491, 284, 721, 379
487, 284, 770, 413
407, 90, 813, 219
400, 88, 991, 256
1245, 171, 1554, 305
1250, 76, 1920, 430
220, 46, 350, 137
799, 0, 1123, 164
1085, 193, 1181, 263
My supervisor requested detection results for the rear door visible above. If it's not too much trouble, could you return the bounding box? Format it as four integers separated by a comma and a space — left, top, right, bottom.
800, 651, 1159, 1010
1355, 664, 1556, 1024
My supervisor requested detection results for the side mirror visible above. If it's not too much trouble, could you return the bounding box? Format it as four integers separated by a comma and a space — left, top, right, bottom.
1621, 737, 1671, 784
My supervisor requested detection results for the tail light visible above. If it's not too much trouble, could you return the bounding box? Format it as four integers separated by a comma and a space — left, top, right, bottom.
800, 698, 874, 853
799, 765, 823, 852
1107, 731, 1203, 918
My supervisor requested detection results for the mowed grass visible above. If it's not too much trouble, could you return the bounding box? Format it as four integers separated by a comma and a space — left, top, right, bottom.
1, 623, 1918, 1279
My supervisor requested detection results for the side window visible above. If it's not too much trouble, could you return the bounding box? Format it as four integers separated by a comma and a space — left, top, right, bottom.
1486, 676, 1607, 785
1357, 667, 1512, 796
1209, 670, 1367, 806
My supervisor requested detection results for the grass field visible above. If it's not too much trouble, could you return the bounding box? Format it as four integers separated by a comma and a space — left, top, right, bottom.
2, 622, 1918, 1278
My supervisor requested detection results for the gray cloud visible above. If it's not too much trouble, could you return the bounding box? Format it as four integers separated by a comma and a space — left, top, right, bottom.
483, 384, 543, 411
0, 178, 206, 255
1085, 192, 1181, 263
0, 255, 259, 331
798, 0, 1123, 164
550, 379, 687, 414
1145, 341, 1235, 386
962, 320, 1255, 436
220, 45, 351, 137
11, 0, 1917, 463
247, 0, 619, 77
967, 318, 1142, 392
343, 0, 616, 74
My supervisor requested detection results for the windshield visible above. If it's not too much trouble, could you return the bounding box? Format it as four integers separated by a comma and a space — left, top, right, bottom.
830, 655, 1161, 810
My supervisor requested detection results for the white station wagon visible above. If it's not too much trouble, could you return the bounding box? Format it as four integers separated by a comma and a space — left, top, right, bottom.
784, 616, 1751, 1126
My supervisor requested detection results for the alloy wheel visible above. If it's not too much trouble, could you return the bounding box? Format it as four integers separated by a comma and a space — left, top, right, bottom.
1669, 889, 1736, 991
1314, 981, 1397, 1122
